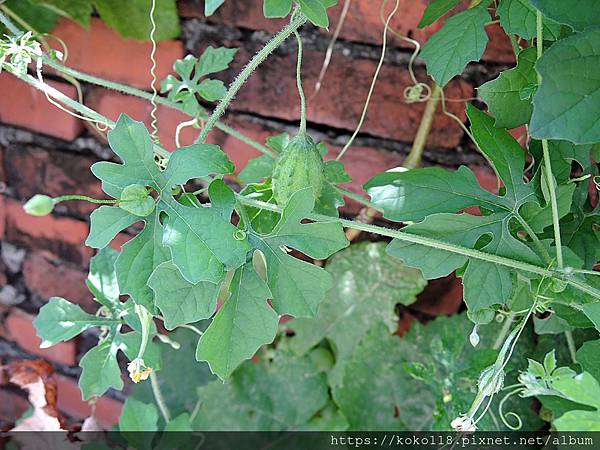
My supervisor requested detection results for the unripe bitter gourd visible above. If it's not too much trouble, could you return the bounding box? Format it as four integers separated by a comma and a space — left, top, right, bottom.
272, 132, 325, 205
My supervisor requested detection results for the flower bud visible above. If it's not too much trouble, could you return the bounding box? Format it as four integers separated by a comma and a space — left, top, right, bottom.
23, 195, 54, 216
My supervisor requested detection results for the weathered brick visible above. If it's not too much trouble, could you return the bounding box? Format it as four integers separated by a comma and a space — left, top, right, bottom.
24, 250, 93, 312
4, 145, 104, 217
86, 88, 198, 151
0, 195, 6, 240
0, 73, 84, 141
0, 388, 30, 428
51, 18, 184, 90
180, 0, 514, 62
411, 276, 463, 317
3, 308, 76, 366
230, 47, 472, 148
55, 374, 122, 428
180, 0, 443, 51
5, 198, 91, 265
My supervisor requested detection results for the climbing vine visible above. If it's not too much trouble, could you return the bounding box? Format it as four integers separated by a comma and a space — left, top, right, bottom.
1, 0, 600, 434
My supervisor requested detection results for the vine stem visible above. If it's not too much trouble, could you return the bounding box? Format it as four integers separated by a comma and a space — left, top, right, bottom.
150, 372, 171, 422
336, 0, 400, 161
293, 30, 307, 134
53, 194, 117, 205
565, 330, 577, 364
197, 12, 307, 143
536, 11, 563, 269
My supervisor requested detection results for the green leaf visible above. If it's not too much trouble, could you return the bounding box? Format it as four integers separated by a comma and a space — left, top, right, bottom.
582, 302, 600, 333
86, 247, 120, 310
117, 331, 162, 371
34, 297, 114, 347
31, 0, 92, 26
163, 144, 234, 186
263, 0, 292, 18
205, 0, 226, 16
119, 184, 155, 217
197, 78, 226, 101
86, 206, 139, 249
521, 183, 575, 233
115, 212, 169, 312
148, 262, 220, 330
298, 0, 331, 28
161, 199, 250, 283
577, 340, 600, 381
289, 242, 426, 386
552, 372, 600, 431
530, 0, 600, 31
323, 160, 352, 184
119, 398, 159, 432
240, 182, 280, 234
208, 179, 236, 221
418, 0, 461, 28
79, 339, 122, 401
193, 352, 328, 430
196, 263, 277, 379
249, 189, 349, 317
95, 0, 180, 41
93, 115, 246, 285
197, 46, 238, 77
498, 0, 561, 40
238, 154, 276, 184
333, 325, 436, 430
2, 0, 58, 35
478, 47, 538, 129
420, 5, 490, 86
372, 106, 542, 316
131, 328, 216, 416
530, 27, 600, 144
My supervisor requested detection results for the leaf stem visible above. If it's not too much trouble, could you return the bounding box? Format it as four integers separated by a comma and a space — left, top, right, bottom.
53, 194, 117, 205
565, 330, 577, 364
536, 11, 563, 269
150, 372, 171, 422
293, 30, 307, 135
197, 12, 307, 143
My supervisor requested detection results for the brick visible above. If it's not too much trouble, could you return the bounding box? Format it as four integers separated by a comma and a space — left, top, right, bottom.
3, 308, 76, 366
181, 0, 513, 62
55, 374, 122, 428
24, 250, 94, 312
180, 0, 443, 52
86, 88, 199, 151
0, 195, 5, 240
5, 198, 91, 265
4, 145, 104, 217
484, 23, 516, 65
230, 47, 472, 148
51, 18, 184, 90
0, 73, 84, 141
0, 388, 30, 427
411, 276, 463, 317
0, 146, 6, 185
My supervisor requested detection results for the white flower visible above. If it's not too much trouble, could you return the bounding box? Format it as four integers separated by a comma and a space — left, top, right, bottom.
127, 358, 153, 383
451, 415, 477, 432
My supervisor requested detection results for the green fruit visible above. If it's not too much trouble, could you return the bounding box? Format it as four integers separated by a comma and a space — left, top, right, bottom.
272, 133, 325, 205
23, 194, 54, 216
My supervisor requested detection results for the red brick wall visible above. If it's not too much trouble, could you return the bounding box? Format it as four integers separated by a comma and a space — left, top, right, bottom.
0, 0, 510, 429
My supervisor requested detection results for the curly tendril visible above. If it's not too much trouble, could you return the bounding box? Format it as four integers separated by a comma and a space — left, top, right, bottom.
498, 388, 524, 430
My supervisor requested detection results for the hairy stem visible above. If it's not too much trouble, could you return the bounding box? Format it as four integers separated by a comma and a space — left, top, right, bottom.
235, 195, 600, 301
53, 194, 117, 205
197, 13, 307, 143
536, 11, 563, 269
